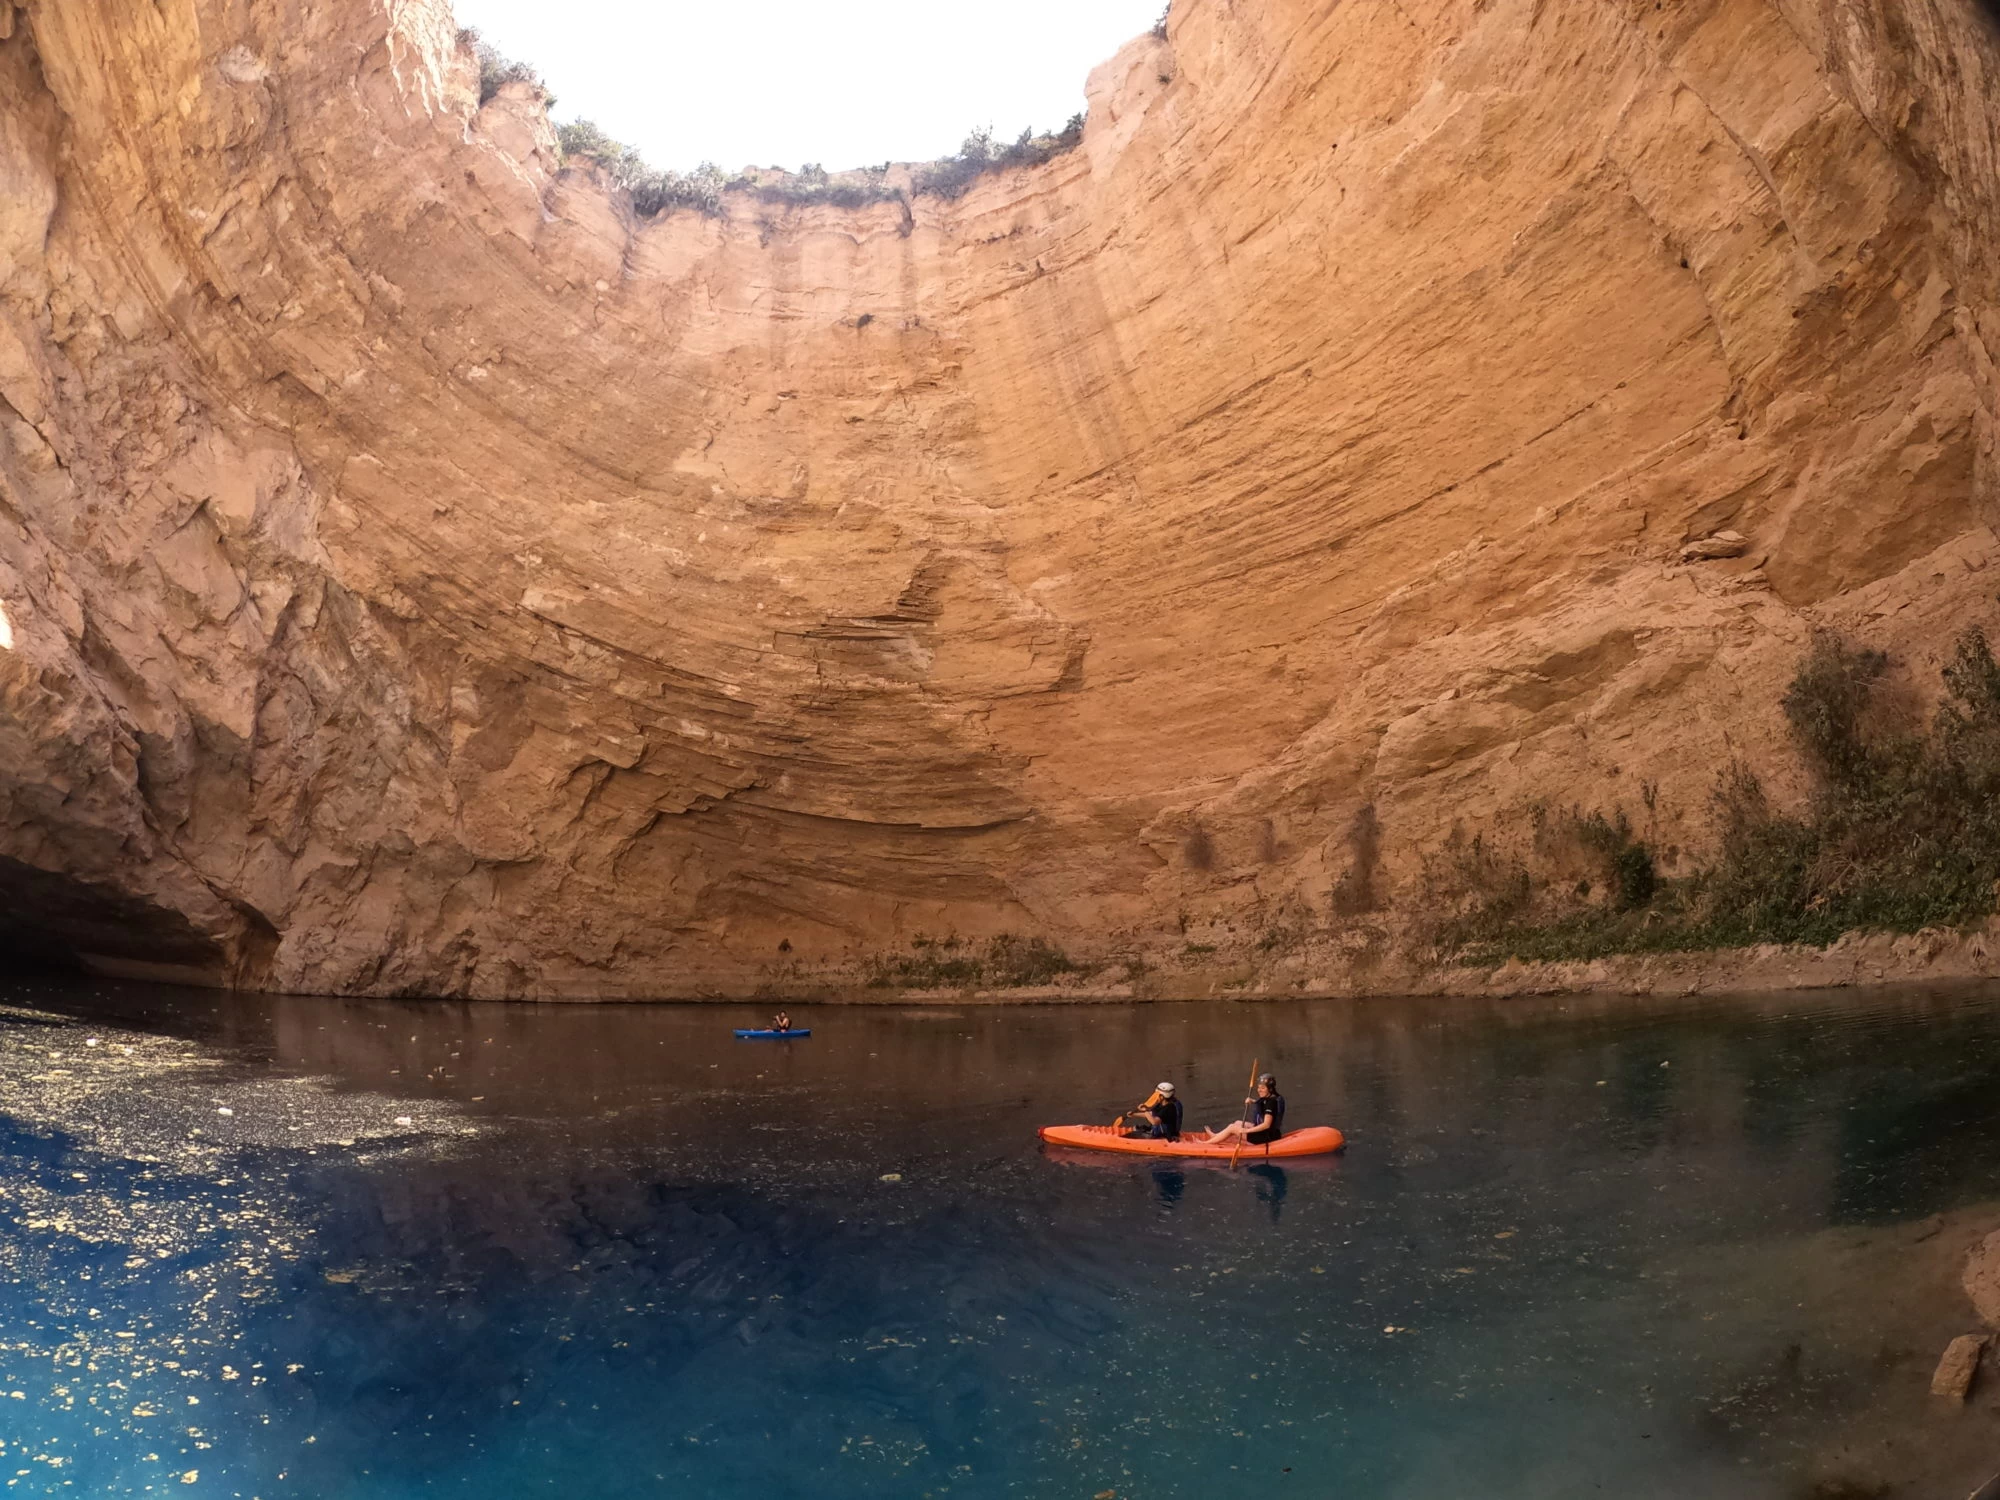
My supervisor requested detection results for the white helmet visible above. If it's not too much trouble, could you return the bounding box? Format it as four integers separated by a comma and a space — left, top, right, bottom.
1156, 1082, 1175, 1095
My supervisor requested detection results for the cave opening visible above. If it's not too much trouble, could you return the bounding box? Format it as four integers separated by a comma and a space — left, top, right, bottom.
0, 857, 227, 984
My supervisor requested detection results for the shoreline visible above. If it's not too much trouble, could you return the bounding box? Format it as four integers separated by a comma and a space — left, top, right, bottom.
59, 918, 2000, 1005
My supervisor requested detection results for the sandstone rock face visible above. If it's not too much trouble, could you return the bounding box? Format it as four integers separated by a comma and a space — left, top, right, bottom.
1965, 1229, 2000, 1326
0, 0, 1996, 997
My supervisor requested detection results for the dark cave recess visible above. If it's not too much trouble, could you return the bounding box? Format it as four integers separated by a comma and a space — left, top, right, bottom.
0, 856, 229, 984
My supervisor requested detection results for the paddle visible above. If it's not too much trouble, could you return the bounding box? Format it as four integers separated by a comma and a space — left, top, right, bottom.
1231, 1057, 1258, 1170
1112, 1093, 1152, 1135
1115, 1083, 1169, 1137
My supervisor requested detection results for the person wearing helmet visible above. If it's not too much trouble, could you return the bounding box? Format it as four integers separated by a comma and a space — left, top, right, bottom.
1119, 1082, 1183, 1140
1199, 1074, 1285, 1147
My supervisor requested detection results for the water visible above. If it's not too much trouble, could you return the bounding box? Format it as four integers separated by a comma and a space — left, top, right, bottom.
2, 980, 2000, 1497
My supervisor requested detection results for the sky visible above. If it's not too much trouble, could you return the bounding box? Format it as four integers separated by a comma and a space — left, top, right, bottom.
450, 0, 1167, 173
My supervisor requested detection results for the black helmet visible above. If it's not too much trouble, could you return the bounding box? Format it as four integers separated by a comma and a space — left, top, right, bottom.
1258, 1073, 1276, 1086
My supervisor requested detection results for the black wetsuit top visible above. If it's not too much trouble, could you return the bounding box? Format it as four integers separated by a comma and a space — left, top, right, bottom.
1151, 1096, 1183, 1140
1244, 1091, 1285, 1144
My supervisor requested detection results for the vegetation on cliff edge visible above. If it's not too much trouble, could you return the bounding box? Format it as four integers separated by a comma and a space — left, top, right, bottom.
461, 30, 551, 108
907, 120, 1086, 200
460, 32, 1085, 219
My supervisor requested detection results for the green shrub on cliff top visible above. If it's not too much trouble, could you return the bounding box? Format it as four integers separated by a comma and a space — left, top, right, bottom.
911, 117, 1086, 200
459, 29, 550, 107
555, 120, 729, 217
464, 31, 1087, 218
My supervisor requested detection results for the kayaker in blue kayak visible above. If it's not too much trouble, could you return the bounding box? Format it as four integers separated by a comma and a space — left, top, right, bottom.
769, 1010, 793, 1033
1199, 1074, 1285, 1146
1118, 1082, 1182, 1140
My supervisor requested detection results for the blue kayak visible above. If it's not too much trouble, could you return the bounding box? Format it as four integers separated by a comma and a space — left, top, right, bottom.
734, 1028, 811, 1040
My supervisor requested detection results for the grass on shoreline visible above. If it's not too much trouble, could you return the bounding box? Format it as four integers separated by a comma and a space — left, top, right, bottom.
866, 934, 1084, 990
1428, 627, 2000, 967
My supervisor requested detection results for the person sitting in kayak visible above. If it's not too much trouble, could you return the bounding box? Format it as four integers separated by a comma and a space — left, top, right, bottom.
1120, 1082, 1182, 1140
1200, 1074, 1285, 1146
771, 1010, 792, 1033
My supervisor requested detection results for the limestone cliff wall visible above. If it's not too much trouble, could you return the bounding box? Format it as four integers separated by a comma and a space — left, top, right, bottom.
0, 0, 1995, 997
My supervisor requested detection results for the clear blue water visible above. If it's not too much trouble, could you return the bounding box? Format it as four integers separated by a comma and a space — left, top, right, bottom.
3, 980, 2000, 1497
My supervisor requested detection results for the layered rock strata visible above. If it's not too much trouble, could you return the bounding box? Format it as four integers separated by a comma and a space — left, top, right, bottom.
0, 0, 1996, 997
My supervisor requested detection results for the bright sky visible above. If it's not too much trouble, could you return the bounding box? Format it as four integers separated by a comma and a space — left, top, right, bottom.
449, 0, 1165, 173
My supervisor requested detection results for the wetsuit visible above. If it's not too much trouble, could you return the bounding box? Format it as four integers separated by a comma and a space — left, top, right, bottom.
1128, 1092, 1182, 1140
1243, 1091, 1285, 1145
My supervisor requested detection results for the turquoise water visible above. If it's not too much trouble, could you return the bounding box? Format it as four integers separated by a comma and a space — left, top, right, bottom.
2, 980, 2000, 1497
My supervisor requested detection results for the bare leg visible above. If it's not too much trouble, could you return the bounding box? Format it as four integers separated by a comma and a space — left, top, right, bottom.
1202, 1121, 1251, 1145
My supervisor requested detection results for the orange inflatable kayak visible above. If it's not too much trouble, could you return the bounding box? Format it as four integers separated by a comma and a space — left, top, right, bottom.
1037, 1124, 1345, 1159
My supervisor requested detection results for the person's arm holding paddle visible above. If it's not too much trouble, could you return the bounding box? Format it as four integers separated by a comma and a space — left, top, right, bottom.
1200, 1073, 1286, 1150
1119, 1082, 1178, 1138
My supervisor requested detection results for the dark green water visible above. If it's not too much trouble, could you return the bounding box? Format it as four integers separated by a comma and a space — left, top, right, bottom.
2, 979, 1999, 1497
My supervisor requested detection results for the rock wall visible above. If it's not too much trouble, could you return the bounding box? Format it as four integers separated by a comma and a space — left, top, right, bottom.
0, 0, 1995, 997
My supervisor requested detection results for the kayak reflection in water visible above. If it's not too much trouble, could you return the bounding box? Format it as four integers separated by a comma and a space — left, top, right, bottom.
1118, 1082, 1183, 1140
1199, 1074, 1286, 1146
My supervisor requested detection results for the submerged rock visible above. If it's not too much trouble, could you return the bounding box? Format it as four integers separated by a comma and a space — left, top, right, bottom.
1930, 1334, 1988, 1401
